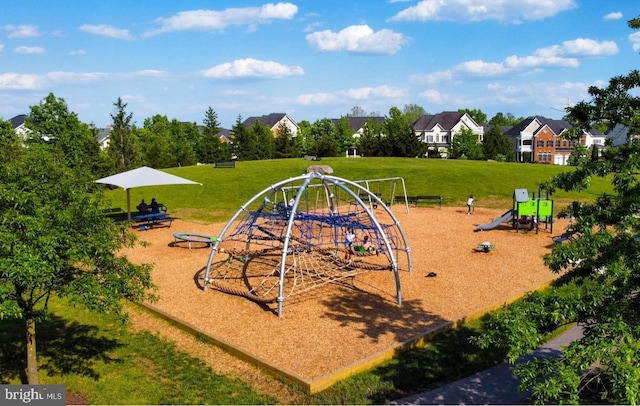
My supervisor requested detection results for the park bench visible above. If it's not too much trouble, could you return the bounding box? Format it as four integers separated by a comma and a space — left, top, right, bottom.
214, 160, 236, 168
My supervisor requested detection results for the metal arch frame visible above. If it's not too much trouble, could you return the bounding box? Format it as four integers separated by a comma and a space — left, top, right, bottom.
202, 172, 413, 318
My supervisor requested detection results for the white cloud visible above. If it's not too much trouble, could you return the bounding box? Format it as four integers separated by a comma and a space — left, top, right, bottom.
411, 38, 616, 83
388, 0, 577, 23
79, 24, 135, 40
0, 71, 118, 90
14, 46, 45, 54
0, 73, 44, 89
306, 24, 410, 55
5, 25, 40, 38
69, 49, 86, 56
296, 85, 406, 105
144, 2, 297, 37
486, 81, 602, 112
202, 58, 304, 79
604, 11, 623, 21
630, 32, 640, 52
133, 70, 170, 78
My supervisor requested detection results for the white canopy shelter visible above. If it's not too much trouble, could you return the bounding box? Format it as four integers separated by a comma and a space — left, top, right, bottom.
96, 166, 202, 221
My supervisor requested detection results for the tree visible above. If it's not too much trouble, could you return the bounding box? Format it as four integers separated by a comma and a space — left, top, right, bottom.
459, 108, 487, 125
346, 106, 367, 117
475, 16, 640, 404
335, 117, 355, 154
25, 93, 107, 177
253, 121, 275, 159
138, 115, 174, 168
488, 112, 523, 126
0, 140, 155, 384
482, 125, 514, 161
383, 106, 423, 157
450, 128, 483, 160
402, 103, 427, 125
197, 107, 223, 164
169, 119, 197, 167
231, 115, 257, 161
309, 118, 339, 157
107, 97, 140, 171
356, 119, 382, 157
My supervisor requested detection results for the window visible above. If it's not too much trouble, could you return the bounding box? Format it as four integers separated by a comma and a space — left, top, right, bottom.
537, 140, 544, 147
435, 135, 440, 143
523, 139, 532, 146
547, 140, 554, 147
556, 140, 561, 147
570, 141, 575, 147
563, 140, 568, 147
537, 153, 543, 162
426, 135, 433, 143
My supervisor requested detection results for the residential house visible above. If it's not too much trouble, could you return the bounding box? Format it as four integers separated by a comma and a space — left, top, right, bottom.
242, 113, 298, 138
606, 124, 638, 146
505, 116, 605, 165
217, 128, 232, 143
330, 116, 385, 157
10, 114, 29, 137
412, 111, 484, 157
97, 125, 112, 149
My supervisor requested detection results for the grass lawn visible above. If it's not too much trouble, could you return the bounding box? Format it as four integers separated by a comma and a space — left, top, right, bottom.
103, 158, 611, 223
0, 298, 277, 405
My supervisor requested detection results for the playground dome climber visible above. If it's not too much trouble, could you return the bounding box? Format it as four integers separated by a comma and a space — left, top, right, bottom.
201, 171, 412, 318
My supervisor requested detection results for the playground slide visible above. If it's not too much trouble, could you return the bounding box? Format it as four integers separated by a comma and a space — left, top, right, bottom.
475, 209, 515, 231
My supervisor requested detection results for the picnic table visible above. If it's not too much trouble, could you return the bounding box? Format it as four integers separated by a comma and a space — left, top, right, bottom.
134, 212, 174, 229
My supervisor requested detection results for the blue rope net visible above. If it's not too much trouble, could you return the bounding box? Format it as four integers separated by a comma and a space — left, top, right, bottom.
204, 174, 410, 308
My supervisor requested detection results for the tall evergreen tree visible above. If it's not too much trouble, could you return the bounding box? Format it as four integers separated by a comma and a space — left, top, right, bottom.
273, 122, 296, 158
107, 97, 140, 171
231, 115, 257, 161
197, 107, 223, 164
252, 121, 275, 159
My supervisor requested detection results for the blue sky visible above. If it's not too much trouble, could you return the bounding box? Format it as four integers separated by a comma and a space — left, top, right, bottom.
1, 0, 639, 128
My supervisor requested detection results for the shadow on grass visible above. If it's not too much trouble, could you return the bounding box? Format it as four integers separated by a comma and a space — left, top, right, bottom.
310, 317, 508, 405
0, 314, 123, 384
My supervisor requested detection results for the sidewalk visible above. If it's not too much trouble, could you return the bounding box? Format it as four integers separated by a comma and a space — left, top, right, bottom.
393, 325, 583, 405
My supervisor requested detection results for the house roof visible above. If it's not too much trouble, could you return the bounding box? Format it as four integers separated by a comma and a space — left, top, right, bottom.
504, 116, 604, 137
97, 126, 112, 144
9, 114, 27, 129
243, 113, 295, 128
218, 128, 232, 141
412, 111, 465, 131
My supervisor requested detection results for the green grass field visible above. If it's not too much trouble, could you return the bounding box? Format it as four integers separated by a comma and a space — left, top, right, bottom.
104, 158, 611, 223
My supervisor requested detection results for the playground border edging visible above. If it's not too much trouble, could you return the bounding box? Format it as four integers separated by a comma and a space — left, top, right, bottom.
132, 279, 555, 395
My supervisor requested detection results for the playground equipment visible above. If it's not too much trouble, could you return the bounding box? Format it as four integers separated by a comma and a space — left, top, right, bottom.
201, 170, 412, 318
512, 188, 554, 233
476, 187, 554, 233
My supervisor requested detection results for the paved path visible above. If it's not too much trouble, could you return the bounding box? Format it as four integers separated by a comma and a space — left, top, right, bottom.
393, 325, 584, 405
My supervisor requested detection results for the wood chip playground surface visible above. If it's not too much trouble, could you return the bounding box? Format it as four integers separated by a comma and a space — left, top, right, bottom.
120, 205, 570, 393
